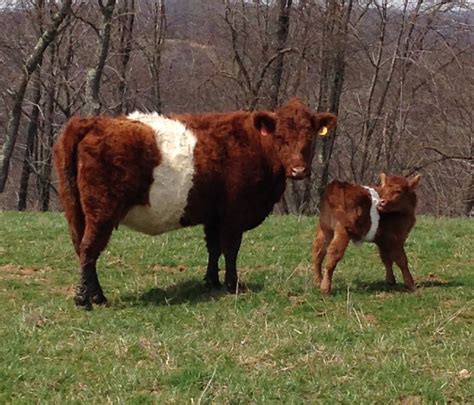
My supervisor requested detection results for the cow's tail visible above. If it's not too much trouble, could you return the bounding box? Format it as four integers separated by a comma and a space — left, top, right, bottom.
53, 117, 94, 254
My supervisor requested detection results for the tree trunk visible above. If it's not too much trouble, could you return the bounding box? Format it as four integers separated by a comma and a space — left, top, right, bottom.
0, 0, 72, 192
147, 0, 166, 113
84, 0, 116, 115
315, 0, 353, 208
114, 0, 135, 115
18, 70, 42, 211
269, 0, 292, 109
38, 43, 58, 211
279, 0, 352, 215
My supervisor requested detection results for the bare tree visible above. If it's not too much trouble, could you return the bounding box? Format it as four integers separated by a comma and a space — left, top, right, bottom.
138, 0, 167, 113
0, 0, 72, 192
84, 0, 116, 115
269, 0, 292, 109
113, 0, 135, 115
18, 70, 42, 211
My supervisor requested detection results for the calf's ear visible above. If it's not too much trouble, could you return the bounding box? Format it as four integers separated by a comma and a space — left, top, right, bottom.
313, 112, 337, 137
380, 173, 387, 186
408, 174, 421, 189
253, 112, 277, 137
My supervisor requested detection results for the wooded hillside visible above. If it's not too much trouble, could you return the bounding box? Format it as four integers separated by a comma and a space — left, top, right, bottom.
0, 0, 472, 215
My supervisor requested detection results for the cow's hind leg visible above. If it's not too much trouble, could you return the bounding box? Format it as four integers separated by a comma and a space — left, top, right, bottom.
320, 224, 349, 295
75, 220, 114, 310
204, 224, 222, 289
313, 224, 332, 288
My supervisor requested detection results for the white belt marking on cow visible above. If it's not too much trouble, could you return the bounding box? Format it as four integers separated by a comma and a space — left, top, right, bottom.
121, 112, 197, 235
362, 186, 380, 242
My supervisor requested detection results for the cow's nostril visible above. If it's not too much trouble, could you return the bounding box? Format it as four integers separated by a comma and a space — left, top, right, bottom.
291, 166, 306, 178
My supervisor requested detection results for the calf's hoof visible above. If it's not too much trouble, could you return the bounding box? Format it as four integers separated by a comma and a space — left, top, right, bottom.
320, 288, 332, 296
402, 284, 416, 292
320, 280, 332, 296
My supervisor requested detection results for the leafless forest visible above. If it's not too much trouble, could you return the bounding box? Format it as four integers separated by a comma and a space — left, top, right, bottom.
0, 0, 472, 216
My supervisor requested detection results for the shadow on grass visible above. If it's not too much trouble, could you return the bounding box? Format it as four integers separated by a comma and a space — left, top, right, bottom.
120, 278, 264, 306
327, 276, 462, 296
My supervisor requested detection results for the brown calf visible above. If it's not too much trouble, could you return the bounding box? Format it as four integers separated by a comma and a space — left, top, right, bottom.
53, 98, 337, 309
313, 173, 421, 295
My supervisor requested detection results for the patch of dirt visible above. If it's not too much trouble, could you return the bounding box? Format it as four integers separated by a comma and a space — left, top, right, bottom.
364, 313, 379, 326
0, 264, 74, 297
151, 264, 188, 273
400, 396, 423, 405
238, 352, 277, 370
0, 264, 46, 279
419, 273, 446, 283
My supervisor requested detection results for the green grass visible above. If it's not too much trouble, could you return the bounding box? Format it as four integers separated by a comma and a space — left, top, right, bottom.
0, 212, 472, 403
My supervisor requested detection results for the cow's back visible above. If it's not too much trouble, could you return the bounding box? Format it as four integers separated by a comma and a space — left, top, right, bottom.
320, 180, 372, 241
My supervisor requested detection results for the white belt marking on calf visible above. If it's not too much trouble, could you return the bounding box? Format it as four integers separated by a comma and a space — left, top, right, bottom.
121, 112, 197, 235
362, 186, 380, 242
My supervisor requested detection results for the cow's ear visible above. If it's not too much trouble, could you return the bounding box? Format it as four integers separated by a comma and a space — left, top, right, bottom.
313, 112, 337, 137
408, 174, 421, 189
380, 173, 387, 186
253, 112, 277, 137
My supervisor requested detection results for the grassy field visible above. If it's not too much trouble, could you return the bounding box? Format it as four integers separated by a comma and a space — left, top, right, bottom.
0, 212, 472, 403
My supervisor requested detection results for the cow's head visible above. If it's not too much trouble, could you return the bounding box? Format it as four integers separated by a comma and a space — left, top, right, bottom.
377, 173, 421, 213
253, 98, 337, 179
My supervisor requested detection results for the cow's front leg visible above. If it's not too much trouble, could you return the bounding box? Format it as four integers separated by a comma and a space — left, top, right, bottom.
221, 231, 243, 293
204, 224, 222, 289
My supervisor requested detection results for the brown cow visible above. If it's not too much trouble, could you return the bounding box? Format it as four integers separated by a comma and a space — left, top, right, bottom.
313, 173, 421, 295
53, 98, 336, 309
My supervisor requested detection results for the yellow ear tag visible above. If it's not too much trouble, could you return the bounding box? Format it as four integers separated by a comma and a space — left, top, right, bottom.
319, 126, 328, 136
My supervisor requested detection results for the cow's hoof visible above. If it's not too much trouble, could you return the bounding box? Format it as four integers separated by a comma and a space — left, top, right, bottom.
74, 294, 93, 311
204, 276, 221, 290
92, 293, 109, 306
402, 285, 416, 292
226, 282, 247, 294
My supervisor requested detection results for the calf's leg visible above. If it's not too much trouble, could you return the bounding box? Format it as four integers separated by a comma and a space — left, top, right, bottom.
320, 224, 349, 295
393, 246, 415, 291
313, 224, 332, 287
75, 220, 114, 310
377, 245, 396, 286
204, 224, 222, 288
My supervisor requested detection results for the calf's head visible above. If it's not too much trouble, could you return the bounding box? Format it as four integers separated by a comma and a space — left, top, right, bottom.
377, 173, 421, 213
253, 98, 337, 180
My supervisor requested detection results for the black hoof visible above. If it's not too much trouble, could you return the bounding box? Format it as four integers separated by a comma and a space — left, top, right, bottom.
91, 290, 108, 306
226, 282, 247, 294
74, 294, 93, 311
204, 276, 221, 289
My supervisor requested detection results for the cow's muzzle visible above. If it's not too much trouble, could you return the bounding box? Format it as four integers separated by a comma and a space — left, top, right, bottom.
289, 166, 308, 179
